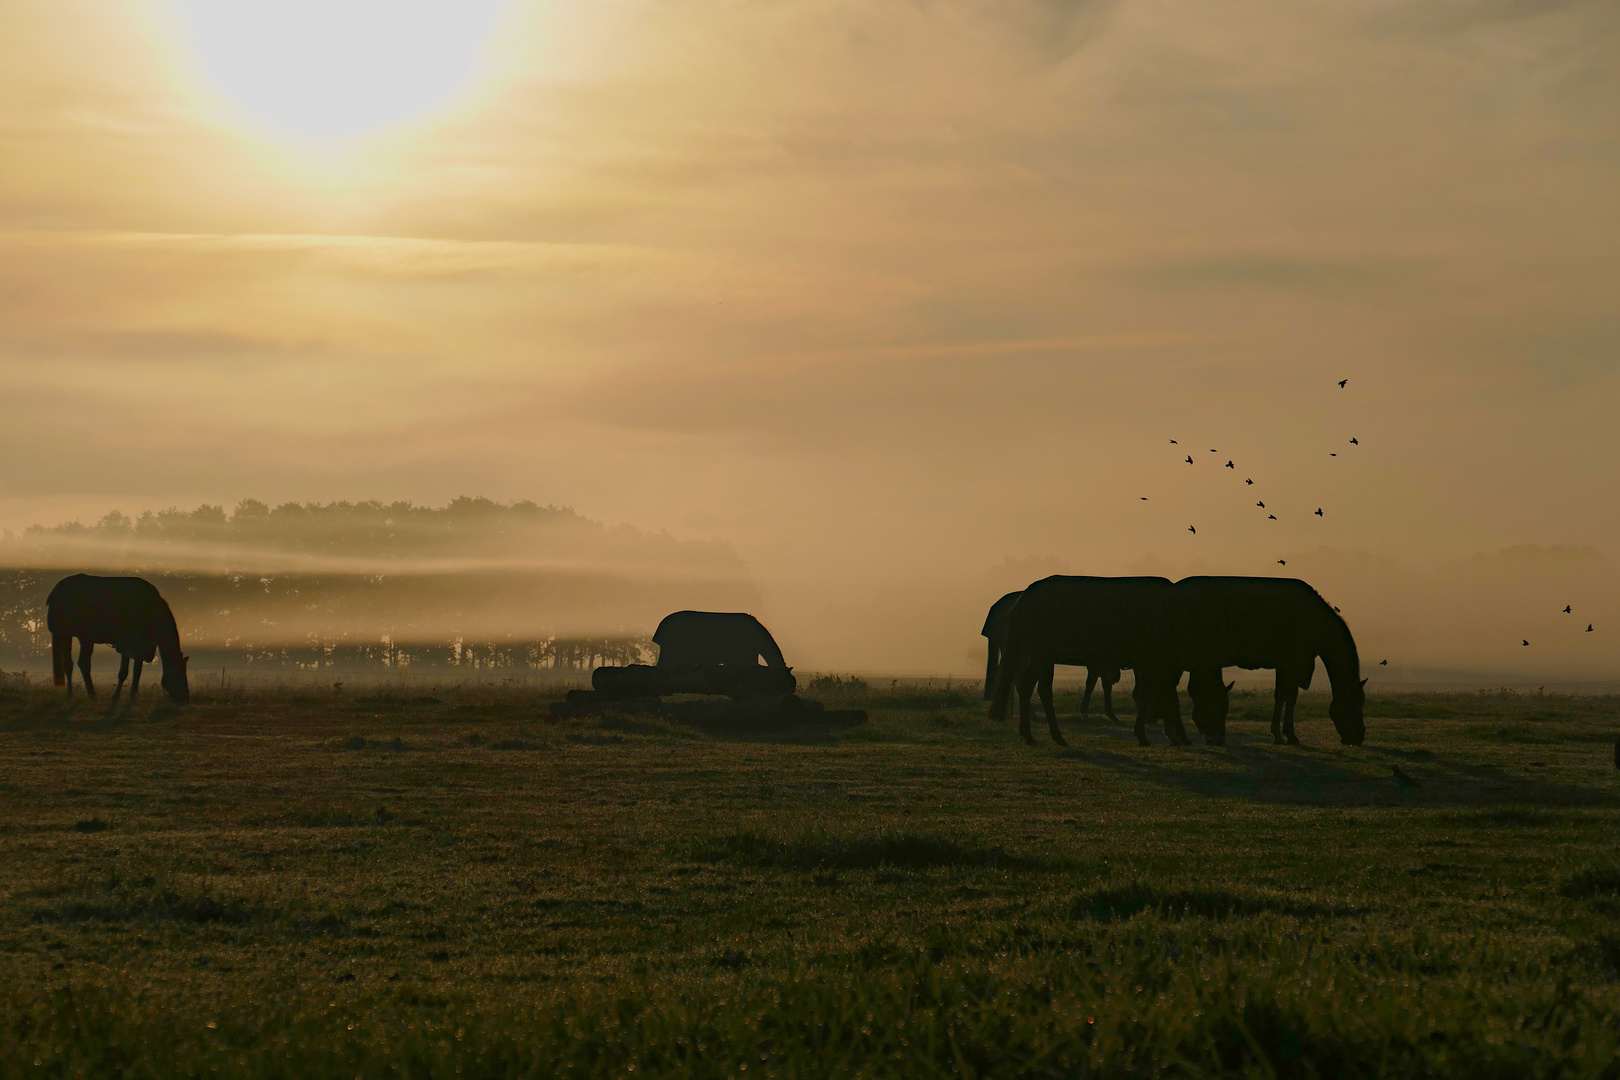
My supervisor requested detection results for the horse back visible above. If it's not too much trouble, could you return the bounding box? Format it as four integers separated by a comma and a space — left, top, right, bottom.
1170, 577, 1332, 668
46, 574, 173, 654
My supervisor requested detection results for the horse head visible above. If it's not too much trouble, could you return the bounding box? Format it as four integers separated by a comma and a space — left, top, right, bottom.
1329, 676, 1366, 745
163, 653, 191, 705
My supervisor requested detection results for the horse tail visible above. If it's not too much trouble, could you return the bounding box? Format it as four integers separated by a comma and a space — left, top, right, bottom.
52, 634, 71, 687
989, 621, 1026, 723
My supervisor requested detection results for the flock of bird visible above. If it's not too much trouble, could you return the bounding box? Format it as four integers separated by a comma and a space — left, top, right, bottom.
1142, 378, 1594, 660
1152, 377, 1354, 557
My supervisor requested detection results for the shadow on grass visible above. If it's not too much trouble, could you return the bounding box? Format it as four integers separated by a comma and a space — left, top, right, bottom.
1075, 743, 1619, 808
1072, 881, 1356, 922
696, 832, 1048, 872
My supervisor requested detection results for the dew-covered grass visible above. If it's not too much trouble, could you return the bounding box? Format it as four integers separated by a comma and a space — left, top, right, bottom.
1, 680, 1618, 1077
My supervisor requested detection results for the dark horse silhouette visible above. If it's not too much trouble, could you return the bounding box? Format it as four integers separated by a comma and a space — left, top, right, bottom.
48, 574, 190, 705
652, 611, 788, 669
989, 576, 1187, 747
981, 590, 1120, 720
1168, 576, 1364, 747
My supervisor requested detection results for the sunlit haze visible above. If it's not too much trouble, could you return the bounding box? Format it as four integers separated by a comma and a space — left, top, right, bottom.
0, 0, 1616, 680
166, 1, 510, 142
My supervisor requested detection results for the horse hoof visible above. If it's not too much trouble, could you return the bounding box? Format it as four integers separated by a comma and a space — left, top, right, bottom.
1206, 736, 1226, 747
1136, 738, 1151, 748
1287, 736, 1302, 747
1052, 734, 1069, 747
1272, 736, 1284, 745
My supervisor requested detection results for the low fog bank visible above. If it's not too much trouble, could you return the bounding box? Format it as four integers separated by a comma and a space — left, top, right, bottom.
764, 546, 1618, 685
0, 499, 758, 666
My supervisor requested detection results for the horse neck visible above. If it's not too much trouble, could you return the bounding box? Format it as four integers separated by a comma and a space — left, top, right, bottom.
1317, 617, 1360, 697
151, 612, 183, 662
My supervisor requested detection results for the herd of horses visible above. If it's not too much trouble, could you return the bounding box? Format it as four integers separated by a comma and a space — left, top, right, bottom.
983, 575, 1366, 748
41, 572, 1366, 751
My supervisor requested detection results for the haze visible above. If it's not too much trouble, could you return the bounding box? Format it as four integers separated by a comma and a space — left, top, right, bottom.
1, 1, 1616, 680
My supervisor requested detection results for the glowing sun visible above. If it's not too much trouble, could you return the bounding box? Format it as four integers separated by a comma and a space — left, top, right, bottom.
168, 0, 510, 142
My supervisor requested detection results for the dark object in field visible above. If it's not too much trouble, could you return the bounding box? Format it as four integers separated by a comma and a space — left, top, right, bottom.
652, 611, 788, 669
1613, 735, 1618, 770
1391, 764, 1421, 789
552, 690, 865, 731
47, 574, 189, 705
591, 663, 795, 700
989, 576, 1185, 748
1169, 577, 1365, 748
981, 591, 1118, 720
557, 610, 862, 730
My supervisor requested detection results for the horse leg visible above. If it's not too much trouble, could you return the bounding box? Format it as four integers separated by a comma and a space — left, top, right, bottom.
1270, 680, 1286, 744
1017, 667, 1038, 746
1080, 672, 1095, 721
1162, 677, 1192, 746
130, 659, 144, 703
1039, 666, 1065, 746
1283, 687, 1301, 746
1132, 682, 1151, 746
77, 639, 97, 698
1102, 676, 1119, 723
112, 654, 130, 704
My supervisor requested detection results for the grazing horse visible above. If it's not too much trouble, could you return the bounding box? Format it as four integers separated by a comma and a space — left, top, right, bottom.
989, 576, 1186, 747
981, 590, 1120, 720
47, 575, 190, 705
1168, 577, 1365, 747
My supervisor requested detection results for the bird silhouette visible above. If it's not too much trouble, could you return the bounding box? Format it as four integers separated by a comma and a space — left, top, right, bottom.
1257, 501, 1266, 508
1349, 437, 1359, 445
1225, 460, 1235, 468
1379, 659, 1389, 666
1333, 606, 1341, 613
1245, 478, 1254, 485
1314, 508, 1324, 517
1564, 605, 1572, 613
1268, 514, 1277, 520
1277, 559, 1286, 566
1330, 453, 1337, 457
1169, 439, 1178, 444
1588, 624, 1595, 632
1140, 497, 1149, 501
1188, 526, 1197, 535
1338, 379, 1348, 388
1185, 455, 1194, 464
1392, 764, 1421, 789
1522, 640, 1530, 646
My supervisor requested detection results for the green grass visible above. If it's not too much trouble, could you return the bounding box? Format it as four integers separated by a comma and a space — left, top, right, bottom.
1, 681, 1618, 1077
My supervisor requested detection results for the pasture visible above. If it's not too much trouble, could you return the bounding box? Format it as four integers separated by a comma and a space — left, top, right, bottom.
1, 680, 1618, 1078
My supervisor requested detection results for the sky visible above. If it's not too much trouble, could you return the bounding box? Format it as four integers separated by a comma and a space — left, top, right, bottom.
1, 0, 1616, 679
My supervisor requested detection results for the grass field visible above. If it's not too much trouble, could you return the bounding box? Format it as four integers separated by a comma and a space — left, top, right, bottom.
2, 679, 1619, 1078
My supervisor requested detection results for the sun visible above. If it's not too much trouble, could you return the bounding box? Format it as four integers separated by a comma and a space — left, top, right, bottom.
167, 0, 510, 143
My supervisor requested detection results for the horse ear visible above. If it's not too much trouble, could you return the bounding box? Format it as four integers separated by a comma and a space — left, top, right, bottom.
1360, 677, 1368, 688
1226, 681, 1235, 691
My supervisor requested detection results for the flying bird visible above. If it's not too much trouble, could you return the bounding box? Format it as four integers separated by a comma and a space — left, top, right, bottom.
1245, 478, 1254, 485
1330, 453, 1337, 457
1338, 379, 1348, 388
1391, 765, 1421, 789
1277, 560, 1286, 566
1588, 624, 1595, 632
1564, 605, 1572, 613
1522, 640, 1530, 646
1333, 606, 1341, 613
1379, 659, 1388, 666
1350, 438, 1359, 445
1188, 526, 1197, 534
1257, 501, 1266, 508
1141, 497, 1149, 501
1314, 508, 1324, 517
1185, 455, 1194, 464
1268, 514, 1277, 520
1225, 460, 1235, 469
1170, 439, 1178, 444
